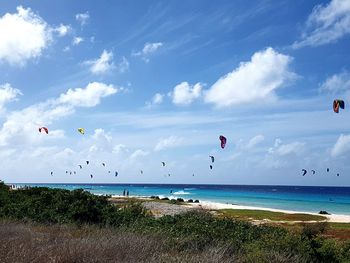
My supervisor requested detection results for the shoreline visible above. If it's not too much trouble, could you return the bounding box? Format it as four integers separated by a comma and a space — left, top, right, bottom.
111, 195, 350, 223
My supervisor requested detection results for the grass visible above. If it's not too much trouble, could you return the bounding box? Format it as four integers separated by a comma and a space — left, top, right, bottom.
0, 219, 300, 263
217, 209, 326, 222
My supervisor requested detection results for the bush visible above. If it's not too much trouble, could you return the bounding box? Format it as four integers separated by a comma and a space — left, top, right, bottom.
194, 200, 200, 203
177, 198, 184, 202
187, 199, 193, 203
161, 197, 169, 201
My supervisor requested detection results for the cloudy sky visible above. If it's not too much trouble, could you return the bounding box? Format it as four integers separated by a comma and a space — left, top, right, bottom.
1, 0, 350, 186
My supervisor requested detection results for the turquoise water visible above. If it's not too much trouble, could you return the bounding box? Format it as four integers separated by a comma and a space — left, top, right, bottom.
15, 184, 350, 215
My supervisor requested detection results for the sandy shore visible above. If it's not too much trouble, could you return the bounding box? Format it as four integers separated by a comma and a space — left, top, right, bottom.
189, 201, 350, 223
110, 195, 350, 223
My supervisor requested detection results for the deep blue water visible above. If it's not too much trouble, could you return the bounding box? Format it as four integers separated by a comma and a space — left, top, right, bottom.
14, 184, 350, 215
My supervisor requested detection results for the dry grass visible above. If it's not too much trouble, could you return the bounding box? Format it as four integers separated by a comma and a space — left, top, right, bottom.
0, 220, 240, 263
0, 220, 307, 263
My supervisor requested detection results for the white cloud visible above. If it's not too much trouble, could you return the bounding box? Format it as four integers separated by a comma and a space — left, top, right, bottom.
57, 82, 118, 107
146, 93, 164, 108
246, 135, 265, 149
320, 71, 350, 93
0, 82, 117, 147
154, 136, 184, 151
204, 48, 295, 108
72, 36, 84, 46
75, 12, 90, 26
268, 139, 304, 156
0, 6, 52, 66
54, 24, 71, 37
142, 42, 163, 55
171, 82, 202, 105
0, 83, 22, 110
152, 93, 164, 105
293, 0, 350, 48
129, 149, 149, 159
132, 42, 163, 62
331, 134, 350, 157
84, 50, 115, 75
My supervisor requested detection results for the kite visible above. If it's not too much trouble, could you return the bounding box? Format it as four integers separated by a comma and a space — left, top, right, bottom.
38, 127, 48, 134
219, 135, 227, 149
302, 169, 307, 176
311, 170, 315, 175
209, 156, 214, 163
78, 165, 82, 169
333, 99, 345, 113
78, 128, 85, 135
115, 171, 118, 177
161, 162, 166, 167
86, 161, 89, 165
210, 165, 213, 170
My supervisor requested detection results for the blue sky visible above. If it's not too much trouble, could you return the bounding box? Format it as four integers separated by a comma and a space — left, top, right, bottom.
1, 0, 350, 186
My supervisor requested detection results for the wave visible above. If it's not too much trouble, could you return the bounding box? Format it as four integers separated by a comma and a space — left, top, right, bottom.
173, 190, 191, 195
184, 188, 196, 190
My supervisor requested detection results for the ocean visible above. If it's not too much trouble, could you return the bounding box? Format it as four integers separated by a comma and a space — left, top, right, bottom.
13, 183, 350, 215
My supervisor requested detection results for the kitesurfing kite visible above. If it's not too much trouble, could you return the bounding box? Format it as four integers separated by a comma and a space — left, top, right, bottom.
78, 128, 85, 135
102, 163, 106, 167
219, 135, 227, 149
78, 165, 82, 169
210, 165, 213, 170
302, 169, 307, 176
140, 170, 143, 175
161, 162, 166, 167
311, 170, 315, 175
115, 171, 118, 177
86, 161, 89, 165
209, 156, 215, 163
333, 99, 345, 113
50, 172, 53, 176
90, 174, 93, 178
38, 127, 48, 134
327, 168, 330, 172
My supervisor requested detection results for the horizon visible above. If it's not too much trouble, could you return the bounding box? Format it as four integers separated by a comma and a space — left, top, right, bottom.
1, 0, 350, 186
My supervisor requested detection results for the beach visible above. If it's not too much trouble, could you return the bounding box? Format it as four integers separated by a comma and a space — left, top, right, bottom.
110, 195, 350, 223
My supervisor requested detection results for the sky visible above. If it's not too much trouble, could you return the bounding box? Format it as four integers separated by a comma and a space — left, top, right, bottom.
1, 0, 350, 186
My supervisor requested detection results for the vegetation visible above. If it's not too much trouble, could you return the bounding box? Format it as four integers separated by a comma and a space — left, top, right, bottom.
0, 183, 349, 262
218, 209, 326, 222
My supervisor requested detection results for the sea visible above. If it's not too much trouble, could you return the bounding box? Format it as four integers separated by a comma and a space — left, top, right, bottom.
13, 184, 350, 215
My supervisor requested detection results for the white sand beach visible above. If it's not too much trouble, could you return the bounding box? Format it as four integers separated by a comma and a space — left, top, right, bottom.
190, 200, 350, 223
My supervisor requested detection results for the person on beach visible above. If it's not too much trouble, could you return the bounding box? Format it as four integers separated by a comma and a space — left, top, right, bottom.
123, 189, 126, 196
126, 190, 129, 197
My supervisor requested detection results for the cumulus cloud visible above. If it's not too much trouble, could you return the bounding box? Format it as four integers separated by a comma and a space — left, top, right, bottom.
0, 83, 22, 111
320, 71, 350, 93
0, 82, 117, 147
0, 6, 52, 66
146, 93, 164, 108
293, 0, 350, 48
75, 12, 89, 26
84, 50, 115, 75
171, 82, 202, 105
154, 136, 184, 151
331, 134, 350, 157
268, 139, 304, 156
72, 36, 84, 46
132, 42, 163, 62
246, 135, 265, 149
54, 24, 71, 37
57, 82, 118, 107
204, 48, 295, 108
